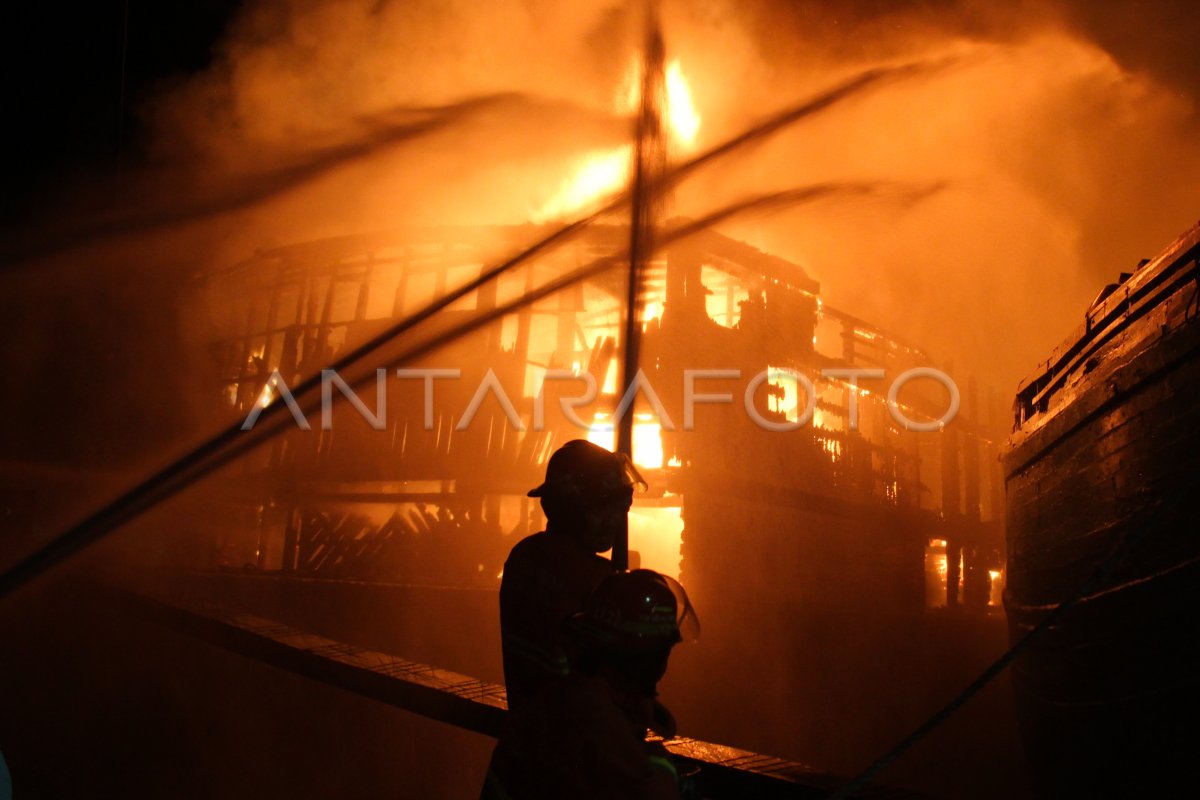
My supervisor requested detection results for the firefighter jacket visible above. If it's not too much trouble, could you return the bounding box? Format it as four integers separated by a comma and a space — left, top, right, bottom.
499, 530, 614, 713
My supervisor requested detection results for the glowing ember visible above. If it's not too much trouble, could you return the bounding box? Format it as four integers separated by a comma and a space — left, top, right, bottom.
989, 569, 1005, 607
257, 382, 274, 409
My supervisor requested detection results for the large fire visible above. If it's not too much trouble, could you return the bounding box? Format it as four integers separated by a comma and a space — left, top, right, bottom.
524, 56, 701, 577
531, 58, 700, 222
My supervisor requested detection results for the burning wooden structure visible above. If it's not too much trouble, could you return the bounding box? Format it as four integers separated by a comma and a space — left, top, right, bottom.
205, 222, 1006, 616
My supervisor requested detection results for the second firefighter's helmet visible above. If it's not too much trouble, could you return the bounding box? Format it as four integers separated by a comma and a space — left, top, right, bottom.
569, 569, 699, 654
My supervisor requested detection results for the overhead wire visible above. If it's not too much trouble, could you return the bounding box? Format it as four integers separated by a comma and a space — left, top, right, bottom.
0, 57, 946, 600
0, 179, 895, 601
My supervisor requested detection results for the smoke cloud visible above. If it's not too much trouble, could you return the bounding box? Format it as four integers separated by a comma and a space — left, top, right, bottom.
113, 0, 1200, 394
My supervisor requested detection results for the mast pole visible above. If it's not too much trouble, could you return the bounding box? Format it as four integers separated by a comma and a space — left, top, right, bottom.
615, 2, 666, 570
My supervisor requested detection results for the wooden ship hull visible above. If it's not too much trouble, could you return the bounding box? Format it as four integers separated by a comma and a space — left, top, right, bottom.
1002, 221, 1200, 795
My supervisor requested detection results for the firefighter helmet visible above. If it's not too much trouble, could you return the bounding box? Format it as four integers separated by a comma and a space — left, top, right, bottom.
527, 439, 645, 503
569, 569, 699, 654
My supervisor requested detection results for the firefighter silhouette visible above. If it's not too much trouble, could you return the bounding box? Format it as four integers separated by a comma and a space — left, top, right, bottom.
484, 569, 698, 800
498, 439, 645, 713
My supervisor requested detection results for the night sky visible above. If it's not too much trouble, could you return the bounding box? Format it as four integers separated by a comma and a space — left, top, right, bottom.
2, 2, 243, 227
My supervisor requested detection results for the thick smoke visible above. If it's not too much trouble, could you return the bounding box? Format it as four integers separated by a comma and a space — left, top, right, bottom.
666, 0, 1200, 391
123, 0, 1200, 394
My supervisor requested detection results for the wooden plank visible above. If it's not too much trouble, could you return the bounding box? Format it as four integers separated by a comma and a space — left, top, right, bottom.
102, 586, 922, 798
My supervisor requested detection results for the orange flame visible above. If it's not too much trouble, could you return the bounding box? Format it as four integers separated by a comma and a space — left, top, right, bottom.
531, 58, 700, 223
664, 60, 700, 147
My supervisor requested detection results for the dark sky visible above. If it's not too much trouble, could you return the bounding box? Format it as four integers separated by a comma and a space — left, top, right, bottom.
1, 2, 244, 226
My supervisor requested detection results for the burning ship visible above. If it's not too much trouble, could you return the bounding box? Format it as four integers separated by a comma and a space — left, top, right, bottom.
1003, 221, 1200, 795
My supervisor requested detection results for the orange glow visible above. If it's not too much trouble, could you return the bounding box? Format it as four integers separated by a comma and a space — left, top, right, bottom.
632, 416, 664, 469
586, 414, 663, 470
586, 415, 674, 577
642, 297, 664, 328
989, 568, 1004, 607
664, 60, 700, 147
764, 365, 807, 422
620, 57, 699, 145
925, 539, 962, 608
586, 413, 614, 451
531, 145, 632, 223
531, 58, 700, 222
628, 505, 683, 579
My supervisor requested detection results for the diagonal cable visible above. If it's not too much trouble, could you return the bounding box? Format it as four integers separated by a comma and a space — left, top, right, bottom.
0, 181, 908, 600
0, 56, 950, 599
827, 469, 1198, 799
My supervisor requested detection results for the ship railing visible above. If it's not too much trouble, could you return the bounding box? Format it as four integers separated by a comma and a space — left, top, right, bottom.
1014, 222, 1200, 428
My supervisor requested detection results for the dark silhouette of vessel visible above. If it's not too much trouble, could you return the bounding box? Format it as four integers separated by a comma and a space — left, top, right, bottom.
1003, 220, 1200, 795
